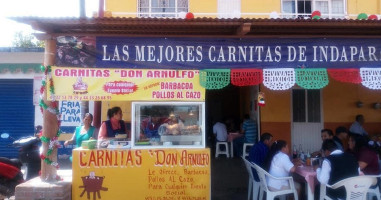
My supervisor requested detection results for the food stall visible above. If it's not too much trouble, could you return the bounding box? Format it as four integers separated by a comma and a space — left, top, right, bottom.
48, 36, 210, 200
132, 102, 205, 148
10, 14, 381, 200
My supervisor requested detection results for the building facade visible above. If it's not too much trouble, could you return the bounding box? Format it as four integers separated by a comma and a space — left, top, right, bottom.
101, 0, 381, 151
11, 0, 381, 154
106, 0, 381, 19
0, 47, 43, 158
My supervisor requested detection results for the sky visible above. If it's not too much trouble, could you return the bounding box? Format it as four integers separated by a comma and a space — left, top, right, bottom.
0, 0, 99, 47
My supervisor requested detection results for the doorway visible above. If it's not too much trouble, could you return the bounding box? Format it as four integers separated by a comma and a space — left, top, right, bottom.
291, 89, 323, 153
205, 85, 259, 148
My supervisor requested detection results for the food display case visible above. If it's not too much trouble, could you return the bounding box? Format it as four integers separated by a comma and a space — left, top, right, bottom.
131, 102, 205, 149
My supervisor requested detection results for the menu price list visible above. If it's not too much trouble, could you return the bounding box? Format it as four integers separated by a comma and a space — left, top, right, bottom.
145, 168, 209, 200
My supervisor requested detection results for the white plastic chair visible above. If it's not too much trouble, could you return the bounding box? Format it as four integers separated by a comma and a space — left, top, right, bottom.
230, 141, 234, 158
252, 162, 298, 200
367, 174, 381, 200
215, 142, 229, 158
320, 176, 377, 200
243, 143, 254, 158
242, 157, 261, 200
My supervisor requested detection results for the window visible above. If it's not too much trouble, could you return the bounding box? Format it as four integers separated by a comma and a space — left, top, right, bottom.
315, 0, 344, 17
138, 0, 188, 18
292, 89, 321, 123
297, 0, 312, 17
131, 102, 205, 148
218, 0, 241, 18
282, 0, 311, 18
281, 0, 345, 19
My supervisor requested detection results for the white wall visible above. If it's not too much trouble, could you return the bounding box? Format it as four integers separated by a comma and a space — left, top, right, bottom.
0, 52, 44, 63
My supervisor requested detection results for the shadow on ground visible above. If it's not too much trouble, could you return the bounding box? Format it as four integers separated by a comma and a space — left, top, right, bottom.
58, 158, 72, 169
211, 156, 248, 200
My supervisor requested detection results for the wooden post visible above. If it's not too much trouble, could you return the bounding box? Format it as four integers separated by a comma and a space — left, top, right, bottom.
40, 38, 58, 182
80, 101, 89, 120
93, 101, 102, 129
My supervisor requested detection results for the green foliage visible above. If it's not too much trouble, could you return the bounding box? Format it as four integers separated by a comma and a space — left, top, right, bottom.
12, 31, 45, 48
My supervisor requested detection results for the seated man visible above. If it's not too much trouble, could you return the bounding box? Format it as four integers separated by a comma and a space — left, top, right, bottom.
234, 114, 258, 156
312, 129, 334, 157
333, 126, 348, 151
315, 139, 359, 200
349, 114, 368, 136
248, 132, 273, 181
213, 120, 228, 142
248, 132, 273, 166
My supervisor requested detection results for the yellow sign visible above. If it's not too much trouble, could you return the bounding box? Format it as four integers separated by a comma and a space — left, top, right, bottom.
49, 67, 205, 101
72, 148, 211, 200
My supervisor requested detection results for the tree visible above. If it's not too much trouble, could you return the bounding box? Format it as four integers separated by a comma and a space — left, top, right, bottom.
12, 31, 45, 48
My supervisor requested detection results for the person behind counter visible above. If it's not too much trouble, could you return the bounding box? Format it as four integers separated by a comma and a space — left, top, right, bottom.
165, 115, 185, 135
141, 114, 170, 138
64, 113, 98, 148
98, 107, 129, 139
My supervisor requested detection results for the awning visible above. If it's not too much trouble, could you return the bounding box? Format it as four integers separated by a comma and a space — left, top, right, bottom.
9, 17, 381, 37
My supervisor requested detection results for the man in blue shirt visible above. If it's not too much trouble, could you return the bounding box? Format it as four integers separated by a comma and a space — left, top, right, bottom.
248, 132, 273, 180
234, 114, 258, 156
248, 132, 273, 165
241, 114, 257, 143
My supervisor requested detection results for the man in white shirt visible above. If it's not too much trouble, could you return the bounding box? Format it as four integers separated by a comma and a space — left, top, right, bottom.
349, 114, 368, 136
315, 139, 359, 200
213, 121, 228, 142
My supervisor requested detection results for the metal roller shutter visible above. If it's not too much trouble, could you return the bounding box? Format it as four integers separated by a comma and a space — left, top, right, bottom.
0, 79, 34, 158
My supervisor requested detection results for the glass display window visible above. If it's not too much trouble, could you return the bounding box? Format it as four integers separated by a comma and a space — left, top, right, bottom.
131, 102, 205, 149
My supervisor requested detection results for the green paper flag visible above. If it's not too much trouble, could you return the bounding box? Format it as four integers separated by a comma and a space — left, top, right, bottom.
200, 69, 230, 89
295, 68, 329, 89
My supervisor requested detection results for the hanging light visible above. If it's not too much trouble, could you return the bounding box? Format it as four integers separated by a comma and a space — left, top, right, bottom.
188, 107, 194, 116
169, 107, 175, 117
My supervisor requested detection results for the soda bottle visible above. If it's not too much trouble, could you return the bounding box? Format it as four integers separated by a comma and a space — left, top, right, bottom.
306, 150, 311, 166
292, 145, 297, 159
299, 144, 304, 161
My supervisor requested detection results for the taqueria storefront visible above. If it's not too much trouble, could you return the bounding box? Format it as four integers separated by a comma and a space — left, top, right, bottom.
12, 17, 381, 200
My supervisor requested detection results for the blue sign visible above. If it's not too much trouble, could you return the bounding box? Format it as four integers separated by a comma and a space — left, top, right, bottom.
60, 101, 81, 127
63, 37, 381, 69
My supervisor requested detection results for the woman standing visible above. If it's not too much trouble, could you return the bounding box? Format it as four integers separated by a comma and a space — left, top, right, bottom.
64, 113, 98, 147
98, 106, 128, 139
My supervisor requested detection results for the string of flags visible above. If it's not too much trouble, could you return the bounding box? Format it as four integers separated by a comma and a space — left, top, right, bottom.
199, 68, 381, 90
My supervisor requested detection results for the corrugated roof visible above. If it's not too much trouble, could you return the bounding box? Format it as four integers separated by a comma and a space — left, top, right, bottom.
9, 16, 381, 37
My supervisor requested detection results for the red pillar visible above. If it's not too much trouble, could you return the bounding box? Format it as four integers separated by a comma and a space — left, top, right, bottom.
99, 0, 104, 18
93, 101, 102, 129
